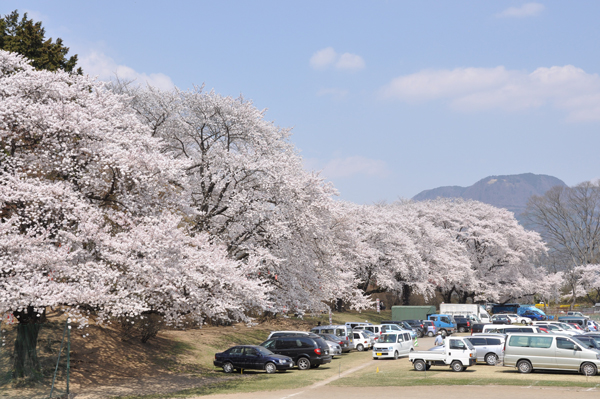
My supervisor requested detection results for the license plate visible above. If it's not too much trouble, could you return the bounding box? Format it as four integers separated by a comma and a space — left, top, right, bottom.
376, 352, 382, 356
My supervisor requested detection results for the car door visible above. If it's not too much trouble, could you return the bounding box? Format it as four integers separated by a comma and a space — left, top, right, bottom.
242, 347, 261, 370
227, 346, 244, 369
555, 337, 582, 370
468, 337, 487, 362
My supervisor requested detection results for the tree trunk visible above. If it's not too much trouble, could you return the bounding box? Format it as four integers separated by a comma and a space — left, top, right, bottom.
12, 306, 46, 380
401, 284, 412, 305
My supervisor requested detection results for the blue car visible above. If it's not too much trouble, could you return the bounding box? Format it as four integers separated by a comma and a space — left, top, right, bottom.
214, 345, 294, 374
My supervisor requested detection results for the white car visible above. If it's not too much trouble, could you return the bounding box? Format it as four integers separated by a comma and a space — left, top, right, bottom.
372, 330, 414, 359
504, 314, 532, 325
352, 331, 374, 351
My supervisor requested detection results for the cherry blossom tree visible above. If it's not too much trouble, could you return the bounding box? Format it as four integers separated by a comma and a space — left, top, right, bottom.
0, 51, 268, 377
413, 198, 547, 303
110, 83, 369, 313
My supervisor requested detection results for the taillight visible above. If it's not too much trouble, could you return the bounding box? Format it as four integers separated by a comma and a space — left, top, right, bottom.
467, 321, 470, 327
314, 348, 322, 355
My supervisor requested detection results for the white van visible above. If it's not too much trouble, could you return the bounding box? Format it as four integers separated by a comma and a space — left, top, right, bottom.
372, 330, 414, 360
503, 333, 600, 375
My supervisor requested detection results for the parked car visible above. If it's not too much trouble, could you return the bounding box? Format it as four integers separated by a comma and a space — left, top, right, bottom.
482, 325, 545, 334
503, 313, 532, 325
214, 345, 293, 374
310, 325, 354, 352
588, 320, 599, 332
567, 311, 588, 319
354, 324, 385, 336
316, 333, 343, 356
558, 316, 588, 331
401, 319, 426, 338
422, 320, 437, 337
574, 335, 600, 351
260, 335, 332, 370
465, 334, 506, 365
470, 323, 485, 335
453, 316, 471, 333
268, 331, 318, 339
490, 315, 511, 324
410, 337, 476, 372
372, 330, 414, 360
345, 321, 372, 330
352, 330, 374, 351
428, 314, 457, 337
503, 333, 600, 375
533, 321, 582, 336
381, 321, 418, 339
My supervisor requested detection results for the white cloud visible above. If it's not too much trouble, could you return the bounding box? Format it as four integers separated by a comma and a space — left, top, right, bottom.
317, 87, 349, 100
336, 53, 366, 70
310, 47, 338, 70
381, 65, 600, 121
310, 156, 389, 179
79, 51, 174, 90
497, 3, 545, 18
309, 47, 365, 71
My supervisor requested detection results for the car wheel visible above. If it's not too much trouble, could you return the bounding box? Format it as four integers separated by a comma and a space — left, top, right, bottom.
297, 357, 311, 370
517, 360, 532, 374
223, 362, 234, 373
485, 353, 498, 366
451, 360, 463, 372
458, 327, 466, 333
581, 362, 597, 376
413, 360, 426, 371
427, 331, 434, 337
265, 362, 277, 374
357, 344, 364, 352
393, 350, 399, 360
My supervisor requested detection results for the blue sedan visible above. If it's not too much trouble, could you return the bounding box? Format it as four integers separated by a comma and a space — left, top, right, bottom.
214, 345, 294, 374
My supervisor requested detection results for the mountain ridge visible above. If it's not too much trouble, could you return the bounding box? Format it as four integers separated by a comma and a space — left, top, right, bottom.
412, 173, 567, 220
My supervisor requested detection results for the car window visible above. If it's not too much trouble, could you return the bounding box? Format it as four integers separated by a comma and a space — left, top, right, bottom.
441, 317, 450, 324
262, 340, 275, 349
227, 347, 243, 355
404, 333, 410, 341
469, 338, 486, 346
397, 334, 404, 342
449, 339, 466, 350
379, 334, 397, 343
505, 328, 520, 333
299, 338, 314, 348
486, 338, 502, 345
557, 338, 578, 350
243, 347, 258, 356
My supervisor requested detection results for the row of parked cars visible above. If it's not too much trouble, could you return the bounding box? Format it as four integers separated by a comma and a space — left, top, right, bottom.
213, 320, 427, 374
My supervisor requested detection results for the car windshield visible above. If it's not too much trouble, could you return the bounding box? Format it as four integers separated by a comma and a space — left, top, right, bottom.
379, 334, 397, 343
255, 346, 274, 356
560, 323, 575, 330
464, 339, 475, 350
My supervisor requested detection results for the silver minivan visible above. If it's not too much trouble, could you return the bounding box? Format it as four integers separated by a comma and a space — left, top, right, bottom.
503, 333, 600, 375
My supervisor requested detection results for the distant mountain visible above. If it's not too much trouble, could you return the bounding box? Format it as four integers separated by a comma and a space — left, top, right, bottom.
412, 173, 567, 220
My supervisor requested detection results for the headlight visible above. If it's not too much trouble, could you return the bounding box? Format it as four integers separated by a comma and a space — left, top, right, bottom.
596, 353, 600, 360
388, 346, 394, 351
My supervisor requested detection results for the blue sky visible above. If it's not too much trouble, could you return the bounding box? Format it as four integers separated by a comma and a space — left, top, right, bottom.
4, 1, 600, 203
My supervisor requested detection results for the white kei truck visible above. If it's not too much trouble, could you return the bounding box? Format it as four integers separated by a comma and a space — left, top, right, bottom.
409, 337, 477, 372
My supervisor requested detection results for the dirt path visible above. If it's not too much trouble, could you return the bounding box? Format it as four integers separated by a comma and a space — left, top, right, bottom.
198, 384, 600, 399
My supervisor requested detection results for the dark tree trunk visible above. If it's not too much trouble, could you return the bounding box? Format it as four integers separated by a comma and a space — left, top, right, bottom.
401, 284, 412, 305
12, 306, 46, 380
